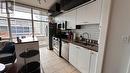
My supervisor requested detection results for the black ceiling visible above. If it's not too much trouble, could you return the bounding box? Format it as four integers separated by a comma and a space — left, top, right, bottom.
49, 0, 94, 17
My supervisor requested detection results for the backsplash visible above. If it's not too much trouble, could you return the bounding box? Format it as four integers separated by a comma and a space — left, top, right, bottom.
73, 24, 100, 40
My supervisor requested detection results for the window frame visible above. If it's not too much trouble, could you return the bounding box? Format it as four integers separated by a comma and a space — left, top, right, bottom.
0, 2, 49, 41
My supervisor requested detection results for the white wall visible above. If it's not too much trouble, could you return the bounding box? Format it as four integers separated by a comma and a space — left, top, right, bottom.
102, 0, 130, 73
74, 24, 100, 40
127, 58, 130, 73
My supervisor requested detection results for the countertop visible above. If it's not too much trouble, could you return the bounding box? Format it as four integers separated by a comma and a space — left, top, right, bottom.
15, 37, 38, 44
62, 39, 98, 52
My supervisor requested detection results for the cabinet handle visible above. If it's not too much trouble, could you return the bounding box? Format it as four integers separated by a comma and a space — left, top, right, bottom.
83, 22, 88, 23
76, 47, 80, 48
91, 52, 94, 54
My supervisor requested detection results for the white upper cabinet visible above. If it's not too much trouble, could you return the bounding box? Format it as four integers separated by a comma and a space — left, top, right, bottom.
55, 15, 62, 23
55, 9, 76, 29
55, 0, 102, 28
64, 9, 77, 29
77, 0, 102, 25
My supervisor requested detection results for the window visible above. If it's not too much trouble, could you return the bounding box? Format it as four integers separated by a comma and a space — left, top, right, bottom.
10, 6, 31, 19
33, 9, 48, 21
10, 19, 32, 42
11, 26, 16, 33
23, 27, 29, 33
0, 4, 49, 41
0, 2, 7, 17
0, 18, 9, 38
33, 9, 49, 37
0, 12, 7, 17
34, 21, 48, 36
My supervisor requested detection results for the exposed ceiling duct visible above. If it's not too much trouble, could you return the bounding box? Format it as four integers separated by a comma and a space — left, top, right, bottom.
49, 0, 94, 17
60, 0, 92, 11
48, 3, 62, 17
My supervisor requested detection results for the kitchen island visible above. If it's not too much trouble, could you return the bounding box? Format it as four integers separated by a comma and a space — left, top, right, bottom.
15, 37, 40, 73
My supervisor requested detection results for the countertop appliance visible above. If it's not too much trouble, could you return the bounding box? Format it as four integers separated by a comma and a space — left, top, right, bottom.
61, 41, 69, 61
52, 37, 61, 57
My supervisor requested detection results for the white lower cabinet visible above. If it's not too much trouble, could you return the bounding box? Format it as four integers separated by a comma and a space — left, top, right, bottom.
89, 51, 98, 73
77, 46, 91, 73
69, 43, 90, 73
69, 43, 79, 67
69, 43, 98, 73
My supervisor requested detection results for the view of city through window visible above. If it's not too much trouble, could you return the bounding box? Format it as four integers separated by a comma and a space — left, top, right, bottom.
10, 19, 32, 37
0, 18, 9, 38
0, 4, 49, 41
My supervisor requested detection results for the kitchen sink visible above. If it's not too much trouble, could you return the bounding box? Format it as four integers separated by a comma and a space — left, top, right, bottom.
74, 40, 97, 47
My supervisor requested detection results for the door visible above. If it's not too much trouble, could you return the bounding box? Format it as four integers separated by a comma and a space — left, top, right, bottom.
77, 46, 91, 73
61, 41, 69, 61
77, 0, 101, 25
77, 4, 88, 25
64, 10, 76, 29
89, 51, 98, 73
85, 0, 101, 24
69, 43, 79, 67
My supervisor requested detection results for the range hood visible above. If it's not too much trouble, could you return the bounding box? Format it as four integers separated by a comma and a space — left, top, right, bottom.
49, 0, 94, 17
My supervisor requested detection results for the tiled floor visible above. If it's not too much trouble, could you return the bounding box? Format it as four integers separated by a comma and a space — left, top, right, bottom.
40, 46, 81, 73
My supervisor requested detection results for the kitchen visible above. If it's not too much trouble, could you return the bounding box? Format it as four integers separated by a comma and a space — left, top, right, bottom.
48, 0, 101, 73
0, 0, 103, 73
0, 0, 129, 73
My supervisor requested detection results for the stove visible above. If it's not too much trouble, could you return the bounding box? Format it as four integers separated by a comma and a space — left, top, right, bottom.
52, 37, 61, 57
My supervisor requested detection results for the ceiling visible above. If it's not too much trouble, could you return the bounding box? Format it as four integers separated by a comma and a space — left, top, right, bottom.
13, 0, 58, 10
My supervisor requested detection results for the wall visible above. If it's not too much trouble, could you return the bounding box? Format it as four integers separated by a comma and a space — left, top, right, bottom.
102, 0, 130, 73
73, 24, 100, 40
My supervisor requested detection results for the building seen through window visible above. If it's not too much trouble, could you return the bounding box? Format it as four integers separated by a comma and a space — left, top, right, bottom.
0, 5, 49, 41
0, 18, 9, 39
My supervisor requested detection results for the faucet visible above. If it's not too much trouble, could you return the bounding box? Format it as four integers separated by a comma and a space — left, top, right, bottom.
81, 32, 90, 39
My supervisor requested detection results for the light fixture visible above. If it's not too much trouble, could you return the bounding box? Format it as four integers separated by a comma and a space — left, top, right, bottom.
37, 0, 47, 4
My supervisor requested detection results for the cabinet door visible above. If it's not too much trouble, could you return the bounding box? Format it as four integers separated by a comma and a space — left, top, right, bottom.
77, 46, 91, 73
69, 43, 79, 67
77, 0, 101, 25
77, 4, 88, 25
66, 10, 76, 29
85, 0, 101, 24
61, 41, 69, 61
89, 51, 98, 73
55, 15, 63, 23
55, 16, 59, 23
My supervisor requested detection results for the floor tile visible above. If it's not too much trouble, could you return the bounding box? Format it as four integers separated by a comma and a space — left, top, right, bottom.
40, 46, 80, 73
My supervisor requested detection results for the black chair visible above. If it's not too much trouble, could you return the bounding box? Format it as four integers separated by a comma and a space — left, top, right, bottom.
0, 42, 16, 64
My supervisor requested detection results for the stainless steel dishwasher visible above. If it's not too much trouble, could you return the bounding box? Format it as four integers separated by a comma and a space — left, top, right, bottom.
61, 41, 69, 61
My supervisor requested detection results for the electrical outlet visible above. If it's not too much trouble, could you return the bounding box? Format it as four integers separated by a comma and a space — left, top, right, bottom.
122, 35, 130, 43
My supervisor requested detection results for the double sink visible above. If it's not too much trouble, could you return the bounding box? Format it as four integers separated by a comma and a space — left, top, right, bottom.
74, 39, 98, 52
62, 38, 98, 52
